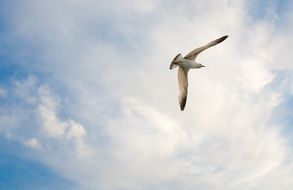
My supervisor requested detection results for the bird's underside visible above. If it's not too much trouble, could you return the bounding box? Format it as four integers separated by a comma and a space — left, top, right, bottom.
170, 35, 228, 111
178, 67, 188, 111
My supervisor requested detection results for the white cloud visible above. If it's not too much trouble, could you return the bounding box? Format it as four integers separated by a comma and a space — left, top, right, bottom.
37, 85, 93, 158
66, 120, 86, 139
37, 85, 68, 138
24, 138, 42, 150
2, 0, 293, 189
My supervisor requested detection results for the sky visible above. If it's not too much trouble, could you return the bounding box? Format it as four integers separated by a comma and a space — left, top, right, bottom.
0, 0, 293, 189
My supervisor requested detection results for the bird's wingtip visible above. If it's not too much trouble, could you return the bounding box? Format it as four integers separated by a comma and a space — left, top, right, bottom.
179, 96, 187, 111
216, 35, 229, 43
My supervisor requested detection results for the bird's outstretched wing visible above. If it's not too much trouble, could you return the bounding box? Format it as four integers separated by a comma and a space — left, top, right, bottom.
184, 35, 228, 60
178, 67, 188, 111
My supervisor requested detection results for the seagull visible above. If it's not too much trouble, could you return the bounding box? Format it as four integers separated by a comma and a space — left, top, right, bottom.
170, 35, 228, 111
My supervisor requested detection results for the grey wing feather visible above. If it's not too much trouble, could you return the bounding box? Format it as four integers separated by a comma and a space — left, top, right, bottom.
178, 67, 188, 111
184, 35, 228, 60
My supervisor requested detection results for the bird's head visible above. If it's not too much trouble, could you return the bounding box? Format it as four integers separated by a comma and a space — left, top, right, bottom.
198, 63, 205, 68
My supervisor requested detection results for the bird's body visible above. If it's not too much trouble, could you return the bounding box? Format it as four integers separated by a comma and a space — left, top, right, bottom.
178, 59, 204, 69
170, 35, 228, 111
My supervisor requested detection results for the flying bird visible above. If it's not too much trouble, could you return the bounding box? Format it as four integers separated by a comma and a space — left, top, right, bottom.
170, 35, 228, 111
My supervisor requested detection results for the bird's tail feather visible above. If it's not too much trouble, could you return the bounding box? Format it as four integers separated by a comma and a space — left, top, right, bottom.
170, 63, 179, 69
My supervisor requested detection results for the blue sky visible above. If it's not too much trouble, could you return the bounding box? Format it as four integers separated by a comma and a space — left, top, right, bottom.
0, 0, 293, 189
0, 150, 76, 190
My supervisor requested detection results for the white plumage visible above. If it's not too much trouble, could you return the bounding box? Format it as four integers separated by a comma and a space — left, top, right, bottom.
170, 35, 228, 111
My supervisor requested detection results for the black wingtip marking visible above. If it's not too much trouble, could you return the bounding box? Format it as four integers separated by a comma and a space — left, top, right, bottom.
216, 35, 229, 44
172, 53, 182, 62
180, 96, 187, 111
170, 53, 182, 70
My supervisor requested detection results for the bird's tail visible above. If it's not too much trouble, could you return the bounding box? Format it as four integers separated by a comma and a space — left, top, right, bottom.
170, 53, 183, 70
